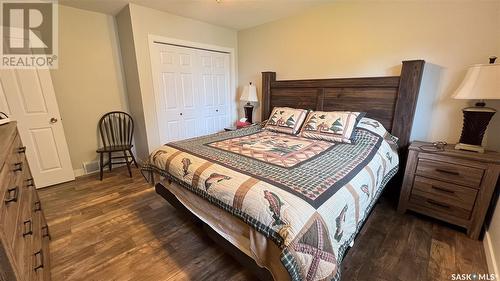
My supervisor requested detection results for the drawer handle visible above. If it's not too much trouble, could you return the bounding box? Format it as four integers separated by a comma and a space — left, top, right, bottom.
431, 185, 455, 194
42, 225, 51, 240
426, 199, 450, 209
13, 162, 23, 172
17, 146, 26, 154
33, 201, 42, 212
435, 168, 459, 176
4, 186, 18, 204
23, 219, 33, 237
33, 250, 44, 271
26, 178, 35, 188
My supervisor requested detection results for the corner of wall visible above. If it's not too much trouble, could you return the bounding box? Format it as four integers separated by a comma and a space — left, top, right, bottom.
409, 62, 442, 142
116, 4, 150, 160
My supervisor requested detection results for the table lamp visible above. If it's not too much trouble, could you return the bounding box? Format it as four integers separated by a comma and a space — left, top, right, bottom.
240, 82, 258, 123
453, 57, 500, 153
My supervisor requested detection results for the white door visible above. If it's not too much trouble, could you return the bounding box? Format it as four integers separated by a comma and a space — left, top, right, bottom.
199, 51, 231, 135
151, 44, 203, 142
151, 43, 231, 143
0, 68, 74, 188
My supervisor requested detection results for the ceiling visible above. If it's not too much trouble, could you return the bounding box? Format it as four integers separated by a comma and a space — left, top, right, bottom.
59, 0, 330, 30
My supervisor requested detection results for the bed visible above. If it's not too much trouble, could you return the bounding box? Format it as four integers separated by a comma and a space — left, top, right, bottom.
141, 60, 425, 281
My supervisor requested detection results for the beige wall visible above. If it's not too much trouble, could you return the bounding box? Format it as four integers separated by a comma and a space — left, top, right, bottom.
50, 5, 128, 175
117, 4, 238, 160
238, 1, 500, 150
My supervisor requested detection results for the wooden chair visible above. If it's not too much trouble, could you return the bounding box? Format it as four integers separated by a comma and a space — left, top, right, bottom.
97, 111, 138, 180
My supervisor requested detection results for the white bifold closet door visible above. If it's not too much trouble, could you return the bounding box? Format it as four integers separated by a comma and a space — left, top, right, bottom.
151, 43, 231, 144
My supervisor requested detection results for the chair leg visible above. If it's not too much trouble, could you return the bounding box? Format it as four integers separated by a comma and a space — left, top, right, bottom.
128, 149, 138, 168
123, 150, 132, 177
99, 152, 104, 180
108, 152, 112, 171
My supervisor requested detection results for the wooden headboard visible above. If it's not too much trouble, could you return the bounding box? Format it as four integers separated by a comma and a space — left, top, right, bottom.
261, 60, 425, 150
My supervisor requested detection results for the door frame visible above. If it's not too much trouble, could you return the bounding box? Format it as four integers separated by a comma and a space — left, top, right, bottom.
147, 34, 237, 139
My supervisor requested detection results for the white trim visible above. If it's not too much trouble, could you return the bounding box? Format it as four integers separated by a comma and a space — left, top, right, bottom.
73, 164, 126, 178
484, 230, 499, 276
73, 168, 85, 177
147, 34, 237, 141
148, 34, 236, 57
73, 168, 99, 177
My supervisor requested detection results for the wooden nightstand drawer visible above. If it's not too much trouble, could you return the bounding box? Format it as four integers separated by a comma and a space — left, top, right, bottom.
411, 176, 477, 211
409, 194, 472, 220
412, 176, 477, 210
415, 158, 484, 188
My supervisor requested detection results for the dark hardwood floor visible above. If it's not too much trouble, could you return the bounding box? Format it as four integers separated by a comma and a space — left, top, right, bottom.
38, 168, 489, 281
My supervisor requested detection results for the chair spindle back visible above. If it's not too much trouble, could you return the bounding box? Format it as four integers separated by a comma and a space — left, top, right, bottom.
98, 111, 134, 149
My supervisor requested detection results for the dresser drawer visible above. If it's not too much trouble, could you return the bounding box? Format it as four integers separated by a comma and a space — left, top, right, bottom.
412, 176, 478, 211
0, 163, 11, 196
0, 167, 11, 202
30, 236, 51, 281
36, 230, 51, 281
409, 193, 472, 220
0, 134, 24, 194
12, 181, 33, 281
32, 214, 50, 281
0, 140, 25, 208
42, 236, 51, 281
41, 215, 50, 242
415, 158, 484, 188
0, 172, 24, 243
3, 134, 25, 177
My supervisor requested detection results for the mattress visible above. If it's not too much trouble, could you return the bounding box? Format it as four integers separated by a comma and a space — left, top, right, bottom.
142, 117, 399, 281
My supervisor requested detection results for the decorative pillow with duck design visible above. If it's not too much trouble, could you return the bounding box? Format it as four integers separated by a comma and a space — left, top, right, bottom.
300, 111, 365, 143
264, 107, 308, 135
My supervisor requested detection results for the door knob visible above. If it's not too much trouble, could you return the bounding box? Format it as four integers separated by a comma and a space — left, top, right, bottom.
50, 118, 58, 123
180, 113, 183, 116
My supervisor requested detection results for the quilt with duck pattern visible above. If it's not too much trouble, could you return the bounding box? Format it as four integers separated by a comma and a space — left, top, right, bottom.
141, 117, 399, 281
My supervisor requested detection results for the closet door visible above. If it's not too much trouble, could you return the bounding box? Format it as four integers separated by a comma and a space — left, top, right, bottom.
199, 50, 231, 134
152, 44, 202, 143
151, 42, 231, 143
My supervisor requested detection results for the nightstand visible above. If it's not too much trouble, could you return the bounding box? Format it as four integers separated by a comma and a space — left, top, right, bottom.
398, 141, 500, 239
225, 125, 255, 131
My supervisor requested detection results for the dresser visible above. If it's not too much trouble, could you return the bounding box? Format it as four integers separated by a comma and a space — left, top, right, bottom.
0, 122, 51, 281
398, 141, 500, 239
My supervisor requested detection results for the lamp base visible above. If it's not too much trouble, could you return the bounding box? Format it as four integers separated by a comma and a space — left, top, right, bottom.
243, 102, 254, 124
455, 105, 495, 154
455, 143, 485, 153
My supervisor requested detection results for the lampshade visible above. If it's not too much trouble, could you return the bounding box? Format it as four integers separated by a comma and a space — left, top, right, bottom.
453, 63, 500, 100
240, 83, 258, 102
